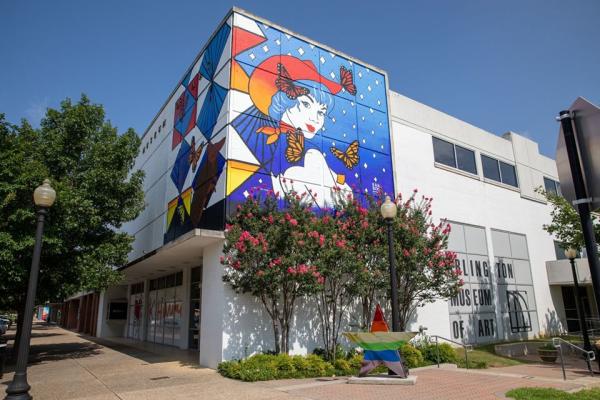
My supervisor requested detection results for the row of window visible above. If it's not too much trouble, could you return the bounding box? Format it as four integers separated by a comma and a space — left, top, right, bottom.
142, 119, 167, 155
433, 137, 519, 188
149, 271, 183, 291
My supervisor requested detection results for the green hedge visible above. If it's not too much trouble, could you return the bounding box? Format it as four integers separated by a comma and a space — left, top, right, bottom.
218, 343, 432, 381
419, 343, 458, 364
218, 354, 336, 381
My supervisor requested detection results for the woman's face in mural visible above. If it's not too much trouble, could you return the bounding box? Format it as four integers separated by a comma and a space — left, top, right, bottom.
283, 94, 327, 139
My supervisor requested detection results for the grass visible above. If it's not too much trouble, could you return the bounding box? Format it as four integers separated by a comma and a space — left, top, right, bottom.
454, 343, 528, 368
505, 387, 600, 400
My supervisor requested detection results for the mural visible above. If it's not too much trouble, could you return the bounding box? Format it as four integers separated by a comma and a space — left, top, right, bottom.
227, 13, 394, 209
163, 12, 394, 244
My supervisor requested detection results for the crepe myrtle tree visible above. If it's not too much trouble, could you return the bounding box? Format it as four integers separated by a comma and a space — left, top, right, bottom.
303, 189, 387, 360
387, 190, 462, 331
221, 185, 324, 354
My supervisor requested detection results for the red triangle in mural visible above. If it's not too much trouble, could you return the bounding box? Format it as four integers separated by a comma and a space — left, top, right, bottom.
232, 26, 266, 57
172, 130, 183, 150
188, 73, 199, 99
370, 304, 390, 332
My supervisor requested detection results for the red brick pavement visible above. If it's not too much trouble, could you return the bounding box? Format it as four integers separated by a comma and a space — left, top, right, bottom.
280, 368, 583, 400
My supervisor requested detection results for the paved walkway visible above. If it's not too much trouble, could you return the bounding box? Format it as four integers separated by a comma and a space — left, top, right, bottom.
1, 323, 598, 400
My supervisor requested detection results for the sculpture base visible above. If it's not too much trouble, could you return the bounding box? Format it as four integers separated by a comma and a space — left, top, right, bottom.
348, 375, 417, 385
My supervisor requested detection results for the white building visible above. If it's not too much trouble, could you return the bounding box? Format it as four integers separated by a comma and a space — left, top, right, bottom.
87, 8, 593, 369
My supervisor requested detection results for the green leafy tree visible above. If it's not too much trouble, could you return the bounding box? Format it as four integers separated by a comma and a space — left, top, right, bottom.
536, 188, 600, 251
221, 187, 324, 354
0, 96, 144, 332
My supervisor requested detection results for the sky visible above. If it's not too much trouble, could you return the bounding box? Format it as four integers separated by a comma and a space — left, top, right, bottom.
1, 0, 598, 158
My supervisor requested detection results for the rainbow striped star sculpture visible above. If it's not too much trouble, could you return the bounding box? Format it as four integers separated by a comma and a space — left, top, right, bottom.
344, 304, 416, 378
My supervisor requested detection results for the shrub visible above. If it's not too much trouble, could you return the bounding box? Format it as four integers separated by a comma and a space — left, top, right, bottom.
333, 358, 353, 375
399, 343, 425, 368
303, 354, 335, 377
348, 354, 363, 371
419, 343, 458, 364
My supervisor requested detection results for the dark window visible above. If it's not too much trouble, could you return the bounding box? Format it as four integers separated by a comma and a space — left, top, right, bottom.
482, 155, 501, 182
162, 120, 166, 127
544, 177, 561, 196
432, 137, 456, 168
456, 145, 477, 175
554, 241, 568, 260
500, 161, 518, 187
130, 282, 144, 295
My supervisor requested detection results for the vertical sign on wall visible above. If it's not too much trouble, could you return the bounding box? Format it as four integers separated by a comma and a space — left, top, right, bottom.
492, 229, 539, 340
447, 222, 498, 344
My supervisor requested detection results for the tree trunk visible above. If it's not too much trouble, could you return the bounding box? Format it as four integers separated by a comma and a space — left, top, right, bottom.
272, 318, 281, 354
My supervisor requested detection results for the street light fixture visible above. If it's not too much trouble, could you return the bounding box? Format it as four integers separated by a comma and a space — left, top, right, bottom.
5, 179, 56, 400
380, 196, 399, 332
564, 247, 592, 352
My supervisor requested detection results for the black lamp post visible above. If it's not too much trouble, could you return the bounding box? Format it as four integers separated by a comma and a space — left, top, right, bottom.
5, 179, 56, 400
380, 196, 399, 332
564, 247, 592, 352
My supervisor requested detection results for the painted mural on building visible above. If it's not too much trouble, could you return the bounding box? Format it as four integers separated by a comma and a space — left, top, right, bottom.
227, 13, 394, 209
164, 12, 394, 244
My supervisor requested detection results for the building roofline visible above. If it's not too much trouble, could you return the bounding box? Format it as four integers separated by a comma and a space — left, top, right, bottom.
140, 7, 389, 142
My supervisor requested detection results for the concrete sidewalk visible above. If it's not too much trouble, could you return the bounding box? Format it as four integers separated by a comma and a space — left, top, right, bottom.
0, 324, 597, 399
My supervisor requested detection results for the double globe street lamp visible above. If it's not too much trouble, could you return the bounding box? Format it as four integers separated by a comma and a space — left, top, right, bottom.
380, 196, 400, 332
5, 179, 56, 400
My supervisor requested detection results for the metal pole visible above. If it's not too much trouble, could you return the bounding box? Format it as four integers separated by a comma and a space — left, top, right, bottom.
5, 208, 47, 400
435, 337, 440, 368
570, 258, 592, 351
465, 346, 469, 370
386, 219, 400, 332
559, 111, 600, 321
557, 344, 567, 380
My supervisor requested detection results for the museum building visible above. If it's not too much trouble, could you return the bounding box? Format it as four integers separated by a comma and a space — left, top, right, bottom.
62, 8, 597, 368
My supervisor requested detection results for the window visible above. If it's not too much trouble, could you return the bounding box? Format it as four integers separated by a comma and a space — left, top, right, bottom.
432, 137, 477, 175
553, 241, 568, 260
544, 177, 561, 196
481, 155, 518, 188
433, 137, 455, 167
500, 161, 518, 187
456, 145, 477, 174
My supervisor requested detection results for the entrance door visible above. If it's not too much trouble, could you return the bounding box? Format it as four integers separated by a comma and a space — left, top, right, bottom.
189, 266, 202, 349
561, 286, 592, 332
147, 271, 183, 346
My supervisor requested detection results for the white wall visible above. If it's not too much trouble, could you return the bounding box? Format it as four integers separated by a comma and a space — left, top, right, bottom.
96, 285, 128, 338
389, 91, 562, 340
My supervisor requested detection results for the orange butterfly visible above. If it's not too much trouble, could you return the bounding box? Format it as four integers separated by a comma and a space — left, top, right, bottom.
276, 63, 309, 99
339, 66, 357, 95
188, 136, 205, 172
330, 140, 359, 169
285, 128, 305, 163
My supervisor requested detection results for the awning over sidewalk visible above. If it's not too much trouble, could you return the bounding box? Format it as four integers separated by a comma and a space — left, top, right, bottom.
119, 228, 224, 284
